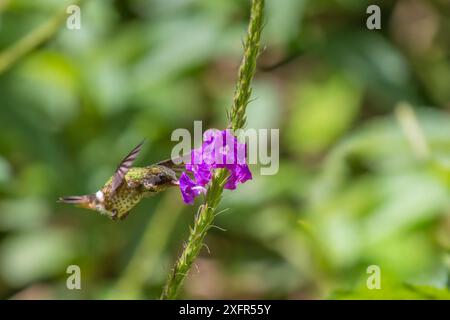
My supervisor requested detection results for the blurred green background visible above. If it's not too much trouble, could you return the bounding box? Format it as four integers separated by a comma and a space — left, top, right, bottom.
0, 0, 449, 299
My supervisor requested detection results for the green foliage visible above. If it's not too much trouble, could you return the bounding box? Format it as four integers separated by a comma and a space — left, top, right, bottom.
0, 0, 449, 300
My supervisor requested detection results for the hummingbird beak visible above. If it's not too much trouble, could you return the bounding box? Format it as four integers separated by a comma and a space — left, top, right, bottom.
58, 195, 92, 209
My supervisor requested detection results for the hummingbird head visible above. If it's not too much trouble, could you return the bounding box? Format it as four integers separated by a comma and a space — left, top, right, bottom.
143, 165, 179, 193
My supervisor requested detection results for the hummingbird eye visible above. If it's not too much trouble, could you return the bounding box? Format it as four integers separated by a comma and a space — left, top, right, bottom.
156, 174, 169, 185
145, 173, 169, 186
156, 172, 177, 186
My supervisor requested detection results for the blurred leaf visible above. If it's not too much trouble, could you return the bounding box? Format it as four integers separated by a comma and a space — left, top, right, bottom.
331, 274, 450, 300
0, 156, 12, 184
0, 230, 74, 287
0, 198, 50, 231
265, 0, 306, 46
246, 80, 282, 129
287, 73, 362, 154
322, 31, 420, 107
13, 51, 79, 128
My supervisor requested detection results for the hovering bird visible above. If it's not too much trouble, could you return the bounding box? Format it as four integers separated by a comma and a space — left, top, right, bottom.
59, 140, 182, 221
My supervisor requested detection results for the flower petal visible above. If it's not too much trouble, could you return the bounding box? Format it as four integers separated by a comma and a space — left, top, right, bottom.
179, 129, 252, 203
224, 164, 252, 190
179, 172, 205, 205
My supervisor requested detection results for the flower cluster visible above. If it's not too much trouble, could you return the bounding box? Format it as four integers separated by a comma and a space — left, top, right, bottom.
179, 129, 252, 204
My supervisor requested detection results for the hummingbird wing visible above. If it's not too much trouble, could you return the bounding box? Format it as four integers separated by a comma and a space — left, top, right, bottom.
111, 140, 145, 194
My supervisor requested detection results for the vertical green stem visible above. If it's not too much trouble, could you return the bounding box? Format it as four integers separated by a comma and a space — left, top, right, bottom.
229, 0, 265, 132
160, 0, 264, 300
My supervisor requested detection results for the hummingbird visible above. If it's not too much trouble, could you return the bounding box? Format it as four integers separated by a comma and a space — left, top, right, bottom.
59, 140, 183, 221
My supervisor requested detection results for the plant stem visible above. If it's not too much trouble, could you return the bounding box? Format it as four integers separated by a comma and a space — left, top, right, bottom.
160, 0, 264, 300
229, 0, 265, 131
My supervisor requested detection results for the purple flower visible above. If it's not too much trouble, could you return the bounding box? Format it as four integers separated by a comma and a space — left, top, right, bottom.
179, 129, 252, 204
224, 164, 252, 190
186, 149, 212, 186
179, 172, 206, 205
